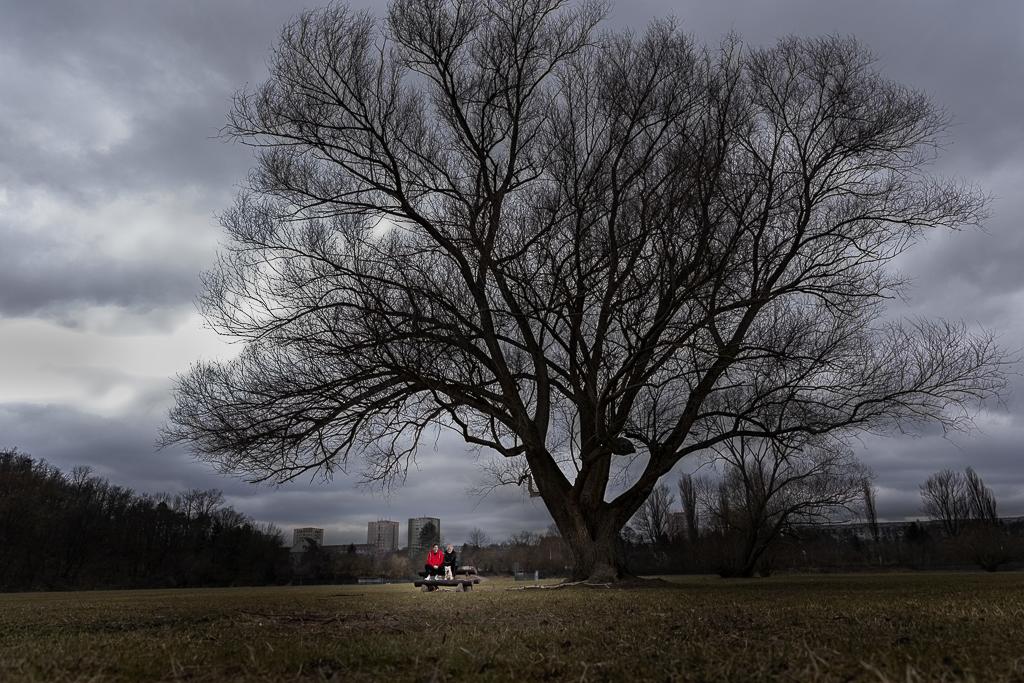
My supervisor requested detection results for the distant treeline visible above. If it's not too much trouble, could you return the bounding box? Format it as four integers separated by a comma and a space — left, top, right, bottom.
0, 449, 291, 592
623, 519, 1024, 578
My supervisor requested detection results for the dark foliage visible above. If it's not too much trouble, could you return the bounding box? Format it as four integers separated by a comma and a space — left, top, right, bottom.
622, 517, 1024, 576
0, 448, 291, 592
417, 521, 440, 549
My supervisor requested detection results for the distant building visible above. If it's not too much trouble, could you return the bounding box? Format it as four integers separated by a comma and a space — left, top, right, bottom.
812, 519, 920, 543
292, 527, 324, 552
367, 520, 400, 553
408, 517, 441, 552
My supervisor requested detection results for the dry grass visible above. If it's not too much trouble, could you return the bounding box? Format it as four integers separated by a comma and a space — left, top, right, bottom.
2, 573, 1024, 681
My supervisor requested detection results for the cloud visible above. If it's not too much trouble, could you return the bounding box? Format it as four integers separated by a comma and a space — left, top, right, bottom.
0, 401, 553, 545
852, 413, 1024, 520
892, 166, 1024, 324
0, 186, 222, 324
0, 0, 1022, 543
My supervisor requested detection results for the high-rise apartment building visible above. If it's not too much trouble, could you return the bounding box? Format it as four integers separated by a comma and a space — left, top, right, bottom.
292, 527, 324, 551
367, 520, 400, 553
407, 517, 441, 552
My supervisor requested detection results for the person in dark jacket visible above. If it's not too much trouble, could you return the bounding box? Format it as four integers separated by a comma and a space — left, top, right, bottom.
424, 543, 445, 580
443, 543, 458, 580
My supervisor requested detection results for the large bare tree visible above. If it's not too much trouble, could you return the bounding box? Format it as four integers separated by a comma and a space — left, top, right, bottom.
164, 0, 1005, 581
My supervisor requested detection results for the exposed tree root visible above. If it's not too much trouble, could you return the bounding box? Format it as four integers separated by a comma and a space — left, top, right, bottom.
505, 576, 683, 591
505, 580, 612, 591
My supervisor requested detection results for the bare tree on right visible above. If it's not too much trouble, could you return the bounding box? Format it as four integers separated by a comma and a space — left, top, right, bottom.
697, 438, 868, 577
921, 467, 998, 536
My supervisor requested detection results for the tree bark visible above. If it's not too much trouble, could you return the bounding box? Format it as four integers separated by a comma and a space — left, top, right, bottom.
524, 448, 633, 582
561, 513, 625, 582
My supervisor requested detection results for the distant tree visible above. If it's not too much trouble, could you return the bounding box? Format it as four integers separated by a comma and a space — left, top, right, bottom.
417, 521, 439, 550
921, 469, 970, 537
862, 477, 880, 544
384, 553, 413, 580
964, 467, 998, 523
508, 530, 541, 547
0, 449, 288, 592
173, 489, 225, 521
298, 539, 331, 583
213, 507, 248, 530
631, 484, 676, 546
920, 467, 998, 536
69, 465, 93, 487
164, 0, 1006, 582
921, 467, 1002, 569
698, 438, 867, 577
467, 527, 490, 548
678, 474, 699, 543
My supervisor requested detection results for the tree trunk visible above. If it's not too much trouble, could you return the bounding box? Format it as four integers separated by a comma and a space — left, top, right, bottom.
726, 527, 775, 578
524, 449, 637, 582
562, 518, 625, 582
545, 496, 629, 582
736, 534, 763, 578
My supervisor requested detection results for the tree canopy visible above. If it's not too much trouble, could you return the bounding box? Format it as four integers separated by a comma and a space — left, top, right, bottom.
165, 0, 1006, 580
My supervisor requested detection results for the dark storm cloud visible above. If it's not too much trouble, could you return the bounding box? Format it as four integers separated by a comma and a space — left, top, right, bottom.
0, 0, 388, 196
0, 232, 198, 320
233, 426, 557, 544
855, 421, 1024, 521
0, 401, 552, 544
0, 402, 236, 496
893, 183, 1024, 321
0, 2, 298, 324
1, 0, 1022, 534
621, 0, 1024, 174
0, 1, 391, 323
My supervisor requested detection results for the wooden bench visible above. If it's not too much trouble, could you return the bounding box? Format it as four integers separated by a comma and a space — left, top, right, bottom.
417, 570, 480, 580
414, 578, 478, 592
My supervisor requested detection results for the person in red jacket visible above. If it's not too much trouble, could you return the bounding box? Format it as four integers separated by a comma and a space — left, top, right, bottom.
424, 543, 445, 580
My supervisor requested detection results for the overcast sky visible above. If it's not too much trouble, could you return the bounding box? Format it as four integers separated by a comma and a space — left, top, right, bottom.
2, 0, 1023, 546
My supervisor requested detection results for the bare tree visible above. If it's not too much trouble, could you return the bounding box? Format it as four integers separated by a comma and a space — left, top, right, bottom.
164, 0, 1006, 581
631, 483, 676, 546
862, 477, 880, 544
920, 469, 970, 536
678, 474, 699, 542
697, 438, 868, 577
508, 530, 540, 547
964, 467, 998, 523
467, 527, 490, 548
172, 489, 225, 521
921, 467, 998, 536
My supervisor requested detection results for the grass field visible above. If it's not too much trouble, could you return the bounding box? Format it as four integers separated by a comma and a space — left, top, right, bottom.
2, 573, 1024, 682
